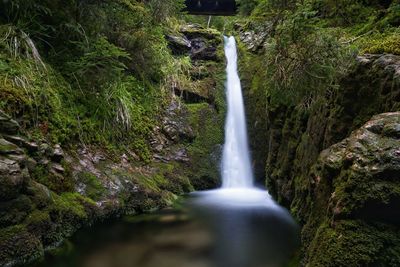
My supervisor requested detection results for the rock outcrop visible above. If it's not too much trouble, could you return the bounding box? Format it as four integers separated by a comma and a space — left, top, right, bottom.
302, 112, 400, 266
158, 24, 225, 190
167, 24, 224, 103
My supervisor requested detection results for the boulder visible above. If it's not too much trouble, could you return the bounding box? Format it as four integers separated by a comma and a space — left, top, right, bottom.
315, 112, 400, 222
302, 112, 400, 266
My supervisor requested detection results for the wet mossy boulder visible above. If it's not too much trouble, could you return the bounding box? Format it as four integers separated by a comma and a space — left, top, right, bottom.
300, 112, 400, 266
0, 225, 43, 266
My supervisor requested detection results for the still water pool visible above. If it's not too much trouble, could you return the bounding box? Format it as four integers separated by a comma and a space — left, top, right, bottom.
30, 192, 300, 267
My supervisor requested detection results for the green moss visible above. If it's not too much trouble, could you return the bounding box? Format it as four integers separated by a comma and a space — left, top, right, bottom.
77, 172, 106, 201
0, 195, 33, 227
186, 102, 224, 189
31, 165, 75, 194
0, 224, 43, 266
0, 138, 19, 152
24, 210, 61, 246
51, 192, 92, 220
361, 33, 400, 55
307, 220, 400, 267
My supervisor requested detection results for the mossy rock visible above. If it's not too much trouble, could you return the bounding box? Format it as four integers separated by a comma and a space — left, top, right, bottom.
307, 220, 400, 267
31, 164, 75, 194
0, 225, 44, 266
298, 112, 400, 266
0, 155, 29, 201
76, 172, 106, 201
0, 195, 33, 228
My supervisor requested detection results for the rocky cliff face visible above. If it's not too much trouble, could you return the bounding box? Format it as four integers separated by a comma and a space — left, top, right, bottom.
302, 112, 400, 266
240, 33, 400, 266
265, 54, 400, 208
0, 25, 225, 267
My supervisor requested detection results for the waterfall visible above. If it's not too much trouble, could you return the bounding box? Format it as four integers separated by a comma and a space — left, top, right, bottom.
221, 36, 254, 188
190, 36, 277, 209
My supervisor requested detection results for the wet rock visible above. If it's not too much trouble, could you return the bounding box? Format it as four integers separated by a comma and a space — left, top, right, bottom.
3, 135, 38, 152
51, 163, 65, 174
160, 102, 195, 143
166, 34, 191, 55
319, 113, 400, 221
237, 22, 272, 52
178, 24, 222, 62
172, 148, 190, 162
0, 110, 20, 135
25, 181, 51, 209
25, 158, 37, 172
0, 156, 28, 201
154, 154, 170, 163
190, 38, 218, 61
51, 144, 64, 163
0, 138, 23, 155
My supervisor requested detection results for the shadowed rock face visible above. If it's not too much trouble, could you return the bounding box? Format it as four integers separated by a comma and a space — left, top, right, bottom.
299, 112, 400, 266
184, 0, 237, 16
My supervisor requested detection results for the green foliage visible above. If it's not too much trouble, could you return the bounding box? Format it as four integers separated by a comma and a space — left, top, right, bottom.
0, 0, 185, 158
66, 37, 130, 90
262, 3, 355, 106
237, 0, 260, 15
147, 0, 186, 23
244, 0, 398, 107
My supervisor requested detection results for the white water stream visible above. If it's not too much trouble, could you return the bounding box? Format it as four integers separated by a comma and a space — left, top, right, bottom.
193, 36, 277, 208
221, 36, 254, 188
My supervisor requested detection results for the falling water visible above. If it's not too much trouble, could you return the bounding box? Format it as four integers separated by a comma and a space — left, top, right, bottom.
30, 35, 300, 267
221, 36, 253, 188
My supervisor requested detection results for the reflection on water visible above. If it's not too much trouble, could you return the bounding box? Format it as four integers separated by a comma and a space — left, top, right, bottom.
30, 192, 300, 267
189, 189, 300, 267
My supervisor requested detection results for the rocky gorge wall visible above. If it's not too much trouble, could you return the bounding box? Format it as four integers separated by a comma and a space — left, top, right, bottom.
239, 30, 400, 266
0, 25, 225, 267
